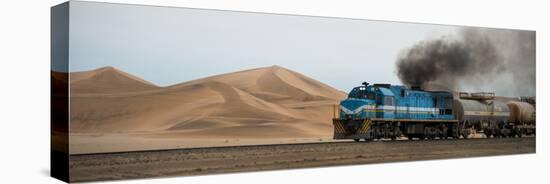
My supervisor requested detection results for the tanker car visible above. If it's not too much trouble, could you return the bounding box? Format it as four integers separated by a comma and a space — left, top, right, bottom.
333, 82, 536, 141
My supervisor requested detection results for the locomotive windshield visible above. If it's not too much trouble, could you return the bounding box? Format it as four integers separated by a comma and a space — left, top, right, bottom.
348, 86, 374, 100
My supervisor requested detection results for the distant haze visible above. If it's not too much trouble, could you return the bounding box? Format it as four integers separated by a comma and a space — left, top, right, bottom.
66, 1, 534, 96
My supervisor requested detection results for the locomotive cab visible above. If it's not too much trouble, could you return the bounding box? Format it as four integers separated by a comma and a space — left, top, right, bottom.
348, 85, 373, 100
339, 84, 377, 120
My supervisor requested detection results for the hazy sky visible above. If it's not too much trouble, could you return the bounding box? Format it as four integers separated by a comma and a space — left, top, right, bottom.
68, 1, 458, 91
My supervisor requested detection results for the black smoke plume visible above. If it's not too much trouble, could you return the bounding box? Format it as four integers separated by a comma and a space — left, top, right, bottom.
396, 28, 535, 96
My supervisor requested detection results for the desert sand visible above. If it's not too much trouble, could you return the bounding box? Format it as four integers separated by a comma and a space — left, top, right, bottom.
69, 65, 347, 154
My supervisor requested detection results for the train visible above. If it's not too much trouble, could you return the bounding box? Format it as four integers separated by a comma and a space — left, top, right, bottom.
332, 82, 536, 141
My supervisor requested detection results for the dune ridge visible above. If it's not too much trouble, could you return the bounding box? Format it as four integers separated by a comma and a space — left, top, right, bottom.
70, 66, 159, 94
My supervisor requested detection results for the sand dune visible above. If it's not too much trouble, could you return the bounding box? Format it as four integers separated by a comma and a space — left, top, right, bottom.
70, 66, 159, 94
69, 65, 346, 153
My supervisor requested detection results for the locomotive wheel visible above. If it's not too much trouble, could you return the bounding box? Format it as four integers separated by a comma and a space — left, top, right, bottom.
515, 129, 522, 138
483, 128, 492, 138
452, 130, 460, 139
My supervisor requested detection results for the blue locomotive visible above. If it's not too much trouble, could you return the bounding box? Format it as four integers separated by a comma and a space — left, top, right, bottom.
333, 82, 458, 141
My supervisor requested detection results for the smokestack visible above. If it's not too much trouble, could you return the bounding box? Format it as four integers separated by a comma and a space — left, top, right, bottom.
411, 85, 422, 90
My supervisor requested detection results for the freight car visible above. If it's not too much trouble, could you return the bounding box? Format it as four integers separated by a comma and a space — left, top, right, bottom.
508, 101, 536, 135
333, 82, 535, 141
454, 93, 535, 138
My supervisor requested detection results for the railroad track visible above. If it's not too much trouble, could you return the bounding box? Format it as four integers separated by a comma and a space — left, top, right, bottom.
70, 136, 535, 157
69, 137, 535, 182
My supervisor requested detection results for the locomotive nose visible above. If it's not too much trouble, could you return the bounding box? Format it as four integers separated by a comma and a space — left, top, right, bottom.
340, 99, 368, 117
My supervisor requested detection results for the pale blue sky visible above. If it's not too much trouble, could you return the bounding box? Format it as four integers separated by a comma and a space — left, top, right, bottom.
67, 1, 458, 91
